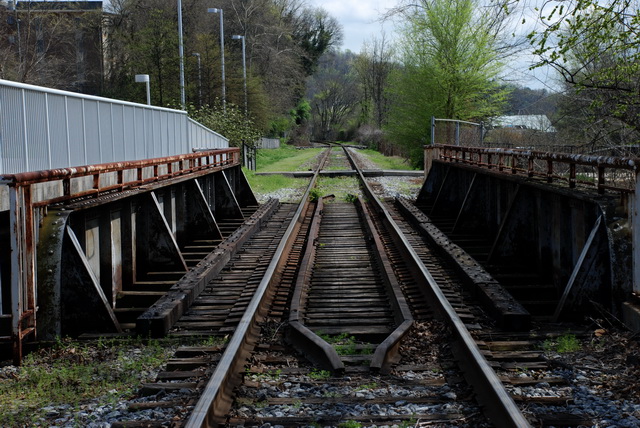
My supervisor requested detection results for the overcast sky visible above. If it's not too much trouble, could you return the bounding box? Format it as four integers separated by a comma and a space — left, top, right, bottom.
312, 0, 399, 53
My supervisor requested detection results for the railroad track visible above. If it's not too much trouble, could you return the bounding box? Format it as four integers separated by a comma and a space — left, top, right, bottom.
105, 145, 590, 427
177, 146, 531, 428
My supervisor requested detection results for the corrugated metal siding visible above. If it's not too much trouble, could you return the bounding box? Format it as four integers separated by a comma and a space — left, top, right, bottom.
0, 79, 229, 174
0, 87, 26, 174
48, 95, 70, 168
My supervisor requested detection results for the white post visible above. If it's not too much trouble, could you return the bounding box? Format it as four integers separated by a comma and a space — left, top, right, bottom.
135, 74, 151, 105
208, 8, 226, 113
177, 0, 186, 108
232, 35, 247, 116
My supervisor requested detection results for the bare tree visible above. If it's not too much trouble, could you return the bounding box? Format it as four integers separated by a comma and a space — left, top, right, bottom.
307, 50, 360, 141
1, 1, 103, 91
354, 34, 396, 128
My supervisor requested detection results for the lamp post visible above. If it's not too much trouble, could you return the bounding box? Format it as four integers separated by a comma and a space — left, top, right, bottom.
207, 7, 226, 113
135, 74, 151, 105
232, 34, 247, 116
192, 52, 202, 107
177, 0, 186, 107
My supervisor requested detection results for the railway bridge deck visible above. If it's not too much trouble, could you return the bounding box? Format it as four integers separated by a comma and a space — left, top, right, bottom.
1, 142, 640, 427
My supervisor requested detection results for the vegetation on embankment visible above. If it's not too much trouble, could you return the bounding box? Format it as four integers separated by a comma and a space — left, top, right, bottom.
355, 148, 418, 170
255, 145, 323, 172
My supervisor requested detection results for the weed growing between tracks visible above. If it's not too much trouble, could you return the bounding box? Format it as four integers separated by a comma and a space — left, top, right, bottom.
0, 336, 183, 426
542, 333, 582, 353
319, 332, 372, 356
315, 176, 362, 201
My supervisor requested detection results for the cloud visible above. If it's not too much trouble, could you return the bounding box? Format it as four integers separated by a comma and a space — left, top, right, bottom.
314, 0, 398, 51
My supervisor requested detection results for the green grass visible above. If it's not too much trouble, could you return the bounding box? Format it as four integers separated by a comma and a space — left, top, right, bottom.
308, 369, 332, 380
0, 337, 174, 426
244, 169, 310, 195
319, 333, 371, 356
256, 145, 323, 172
338, 420, 362, 428
356, 148, 417, 170
315, 176, 361, 202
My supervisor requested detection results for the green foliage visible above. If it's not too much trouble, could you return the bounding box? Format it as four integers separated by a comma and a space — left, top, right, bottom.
199, 335, 229, 347
309, 188, 322, 202
308, 369, 332, 380
338, 420, 362, 428
386, 0, 510, 164
543, 334, 581, 353
291, 99, 312, 125
294, 8, 344, 75
318, 333, 371, 355
344, 194, 358, 203
269, 117, 292, 138
356, 382, 379, 391
399, 418, 418, 428
187, 103, 262, 148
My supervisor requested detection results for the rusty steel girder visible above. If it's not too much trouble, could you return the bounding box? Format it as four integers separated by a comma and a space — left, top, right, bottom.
0, 148, 241, 364
430, 144, 639, 194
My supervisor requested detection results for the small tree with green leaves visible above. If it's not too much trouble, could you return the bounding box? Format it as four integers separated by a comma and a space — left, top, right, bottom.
189, 103, 263, 147
386, 0, 510, 165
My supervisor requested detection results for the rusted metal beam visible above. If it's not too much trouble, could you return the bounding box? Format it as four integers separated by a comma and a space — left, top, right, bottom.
2, 148, 241, 363
432, 144, 638, 194
0, 148, 239, 187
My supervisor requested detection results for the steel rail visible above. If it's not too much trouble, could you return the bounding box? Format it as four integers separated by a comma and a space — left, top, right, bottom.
287, 195, 346, 373
286, 145, 413, 374
344, 147, 531, 428
184, 147, 331, 427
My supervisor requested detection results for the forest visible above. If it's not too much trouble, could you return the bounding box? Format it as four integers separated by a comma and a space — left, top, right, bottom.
2, 0, 639, 164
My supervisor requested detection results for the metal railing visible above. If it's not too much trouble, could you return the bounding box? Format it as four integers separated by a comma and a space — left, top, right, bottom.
0, 147, 240, 363
428, 144, 639, 194
0, 79, 228, 175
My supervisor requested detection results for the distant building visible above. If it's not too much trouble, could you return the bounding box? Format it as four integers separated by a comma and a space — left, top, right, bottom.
0, 0, 104, 94
490, 115, 557, 133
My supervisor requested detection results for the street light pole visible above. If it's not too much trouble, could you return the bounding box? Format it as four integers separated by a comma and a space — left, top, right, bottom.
192, 52, 202, 107
135, 74, 151, 105
177, 0, 186, 108
232, 34, 247, 117
207, 8, 226, 113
